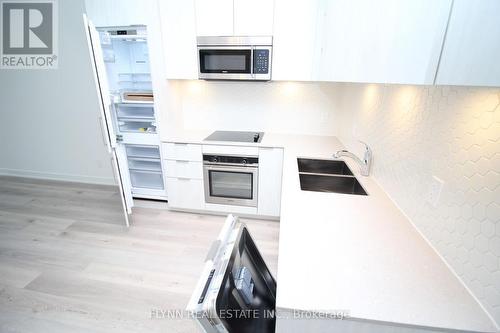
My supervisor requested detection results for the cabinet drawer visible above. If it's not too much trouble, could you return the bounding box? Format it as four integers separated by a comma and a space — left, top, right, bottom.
165, 160, 203, 179
166, 177, 205, 210
163, 142, 202, 161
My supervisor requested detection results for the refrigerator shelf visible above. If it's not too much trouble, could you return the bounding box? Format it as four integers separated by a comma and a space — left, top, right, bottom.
115, 102, 154, 107
117, 116, 155, 122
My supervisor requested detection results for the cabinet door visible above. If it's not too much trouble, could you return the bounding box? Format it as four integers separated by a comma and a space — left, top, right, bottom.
317, 0, 452, 84
233, 0, 274, 36
159, 0, 198, 79
166, 178, 205, 210
258, 148, 283, 217
84, 14, 132, 227
85, 0, 153, 26
195, 0, 234, 36
272, 0, 322, 81
435, 0, 500, 87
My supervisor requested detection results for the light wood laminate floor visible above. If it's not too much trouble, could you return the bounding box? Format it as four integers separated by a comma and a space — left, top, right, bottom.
0, 176, 279, 333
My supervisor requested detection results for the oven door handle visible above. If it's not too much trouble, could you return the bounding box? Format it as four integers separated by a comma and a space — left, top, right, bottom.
203, 162, 258, 169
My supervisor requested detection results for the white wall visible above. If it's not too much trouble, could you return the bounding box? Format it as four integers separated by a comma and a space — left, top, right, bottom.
0, 0, 115, 185
335, 83, 500, 326
170, 80, 341, 136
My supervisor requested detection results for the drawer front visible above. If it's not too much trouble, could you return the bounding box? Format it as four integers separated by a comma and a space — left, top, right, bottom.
165, 160, 203, 179
166, 177, 205, 210
163, 142, 202, 161
202, 144, 259, 156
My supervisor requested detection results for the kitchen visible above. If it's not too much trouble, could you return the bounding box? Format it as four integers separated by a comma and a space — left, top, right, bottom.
0, 0, 499, 332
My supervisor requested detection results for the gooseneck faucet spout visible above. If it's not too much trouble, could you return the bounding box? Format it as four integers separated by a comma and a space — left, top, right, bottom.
333, 141, 372, 176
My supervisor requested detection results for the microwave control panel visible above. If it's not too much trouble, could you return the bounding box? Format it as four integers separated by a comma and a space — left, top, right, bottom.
253, 49, 269, 74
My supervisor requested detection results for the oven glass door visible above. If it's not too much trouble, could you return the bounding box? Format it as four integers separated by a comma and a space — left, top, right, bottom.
204, 165, 258, 207
209, 170, 253, 199
199, 49, 252, 74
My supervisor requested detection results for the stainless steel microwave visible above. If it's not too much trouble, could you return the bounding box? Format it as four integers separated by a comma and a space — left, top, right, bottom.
197, 36, 272, 81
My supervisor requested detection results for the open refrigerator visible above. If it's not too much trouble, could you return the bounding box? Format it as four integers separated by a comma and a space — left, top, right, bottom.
83, 14, 166, 226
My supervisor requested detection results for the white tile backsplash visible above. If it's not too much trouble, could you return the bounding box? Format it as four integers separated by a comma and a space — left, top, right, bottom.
174, 80, 341, 135
335, 83, 500, 326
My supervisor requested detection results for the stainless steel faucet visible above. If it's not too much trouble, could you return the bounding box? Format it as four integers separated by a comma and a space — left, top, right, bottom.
333, 141, 373, 176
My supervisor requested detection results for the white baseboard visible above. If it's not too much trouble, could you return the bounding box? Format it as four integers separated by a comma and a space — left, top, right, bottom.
0, 168, 117, 186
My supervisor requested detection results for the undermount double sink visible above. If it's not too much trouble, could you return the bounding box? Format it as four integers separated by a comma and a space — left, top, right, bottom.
297, 158, 368, 196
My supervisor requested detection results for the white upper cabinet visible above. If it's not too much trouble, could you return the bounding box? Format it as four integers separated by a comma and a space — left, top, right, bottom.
159, 0, 198, 79
195, 0, 234, 36
233, 0, 274, 36
435, 0, 500, 87
85, 0, 153, 26
316, 0, 452, 84
272, 0, 322, 81
195, 0, 274, 36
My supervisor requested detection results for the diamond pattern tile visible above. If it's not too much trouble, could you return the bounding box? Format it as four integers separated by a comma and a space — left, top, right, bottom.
337, 85, 500, 326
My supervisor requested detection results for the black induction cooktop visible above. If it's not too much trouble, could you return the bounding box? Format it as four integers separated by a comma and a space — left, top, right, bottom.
204, 131, 264, 143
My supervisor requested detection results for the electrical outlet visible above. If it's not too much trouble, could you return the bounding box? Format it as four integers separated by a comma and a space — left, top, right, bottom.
427, 176, 444, 207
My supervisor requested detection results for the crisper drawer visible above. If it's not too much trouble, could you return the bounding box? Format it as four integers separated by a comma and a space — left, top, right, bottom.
118, 119, 156, 133
163, 142, 202, 161
165, 160, 203, 179
116, 104, 155, 119
130, 170, 164, 190
126, 145, 161, 159
128, 157, 162, 172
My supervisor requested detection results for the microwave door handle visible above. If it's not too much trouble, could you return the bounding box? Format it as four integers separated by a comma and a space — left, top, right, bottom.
251, 46, 255, 78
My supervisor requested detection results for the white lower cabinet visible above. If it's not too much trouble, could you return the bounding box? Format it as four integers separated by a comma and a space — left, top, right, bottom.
257, 147, 284, 217
166, 178, 205, 210
163, 142, 283, 217
164, 142, 205, 210
165, 160, 203, 179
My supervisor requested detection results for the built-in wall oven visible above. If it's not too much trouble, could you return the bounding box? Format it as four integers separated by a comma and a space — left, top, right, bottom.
203, 154, 258, 207
197, 36, 272, 81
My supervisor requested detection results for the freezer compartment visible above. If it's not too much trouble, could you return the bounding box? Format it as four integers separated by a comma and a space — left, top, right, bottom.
188, 215, 276, 333
118, 119, 156, 133
125, 145, 161, 159
129, 170, 164, 190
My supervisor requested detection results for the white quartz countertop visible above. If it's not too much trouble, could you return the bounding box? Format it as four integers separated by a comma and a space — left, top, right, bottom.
163, 131, 497, 332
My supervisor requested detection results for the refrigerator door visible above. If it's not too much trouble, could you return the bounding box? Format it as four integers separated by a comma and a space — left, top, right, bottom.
187, 215, 276, 333
83, 14, 133, 226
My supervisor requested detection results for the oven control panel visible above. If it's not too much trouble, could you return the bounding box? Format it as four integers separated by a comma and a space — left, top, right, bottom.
253, 49, 269, 74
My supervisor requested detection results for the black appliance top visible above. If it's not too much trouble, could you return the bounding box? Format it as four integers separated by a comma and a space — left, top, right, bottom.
204, 131, 264, 143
